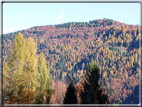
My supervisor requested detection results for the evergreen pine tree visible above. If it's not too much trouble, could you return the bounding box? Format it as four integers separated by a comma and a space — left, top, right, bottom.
63, 77, 77, 104
80, 59, 109, 104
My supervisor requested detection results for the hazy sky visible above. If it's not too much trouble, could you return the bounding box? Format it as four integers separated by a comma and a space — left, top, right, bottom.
3, 3, 140, 34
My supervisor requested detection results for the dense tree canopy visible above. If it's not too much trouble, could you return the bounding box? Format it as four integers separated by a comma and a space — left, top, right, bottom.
2, 18, 140, 104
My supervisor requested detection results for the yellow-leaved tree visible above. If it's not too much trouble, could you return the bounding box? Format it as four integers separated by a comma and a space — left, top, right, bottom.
35, 53, 52, 104
3, 33, 39, 104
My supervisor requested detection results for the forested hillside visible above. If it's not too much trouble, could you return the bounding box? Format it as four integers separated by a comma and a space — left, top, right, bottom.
2, 18, 140, 104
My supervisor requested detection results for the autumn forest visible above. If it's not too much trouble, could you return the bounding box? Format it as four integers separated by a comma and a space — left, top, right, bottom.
1, 18, 141, 105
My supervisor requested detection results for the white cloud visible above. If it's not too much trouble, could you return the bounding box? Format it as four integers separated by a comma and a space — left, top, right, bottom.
55, 12, 64, 24
3, 26, 25, 34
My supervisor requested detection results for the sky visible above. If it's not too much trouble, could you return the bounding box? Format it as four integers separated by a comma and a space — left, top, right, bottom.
2, 2, 140, 34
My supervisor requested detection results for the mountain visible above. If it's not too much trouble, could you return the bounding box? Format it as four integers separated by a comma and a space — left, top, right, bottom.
1, 18, 140, 104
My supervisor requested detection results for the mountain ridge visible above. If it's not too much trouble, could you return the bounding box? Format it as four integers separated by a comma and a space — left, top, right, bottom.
1, 18, 140, 104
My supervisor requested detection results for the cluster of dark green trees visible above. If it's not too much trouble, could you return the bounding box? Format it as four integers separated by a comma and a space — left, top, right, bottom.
63, 59, 109, 104
55, 18, 113, 28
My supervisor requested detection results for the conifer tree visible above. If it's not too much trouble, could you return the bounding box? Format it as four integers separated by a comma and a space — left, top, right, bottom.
80, 59, 109, 104
63, 77, 77, 104
35, 53, 52, 104
3, 33, 38, 104
25, 36, 39, 94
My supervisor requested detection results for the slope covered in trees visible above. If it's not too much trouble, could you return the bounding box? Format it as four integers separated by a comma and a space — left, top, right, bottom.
2, 18, 140, 104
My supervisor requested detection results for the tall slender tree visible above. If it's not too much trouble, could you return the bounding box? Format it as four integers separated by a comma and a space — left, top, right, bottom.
63, 77, 77, 104
35, 53, 52, 104
80, 59, 109, 104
